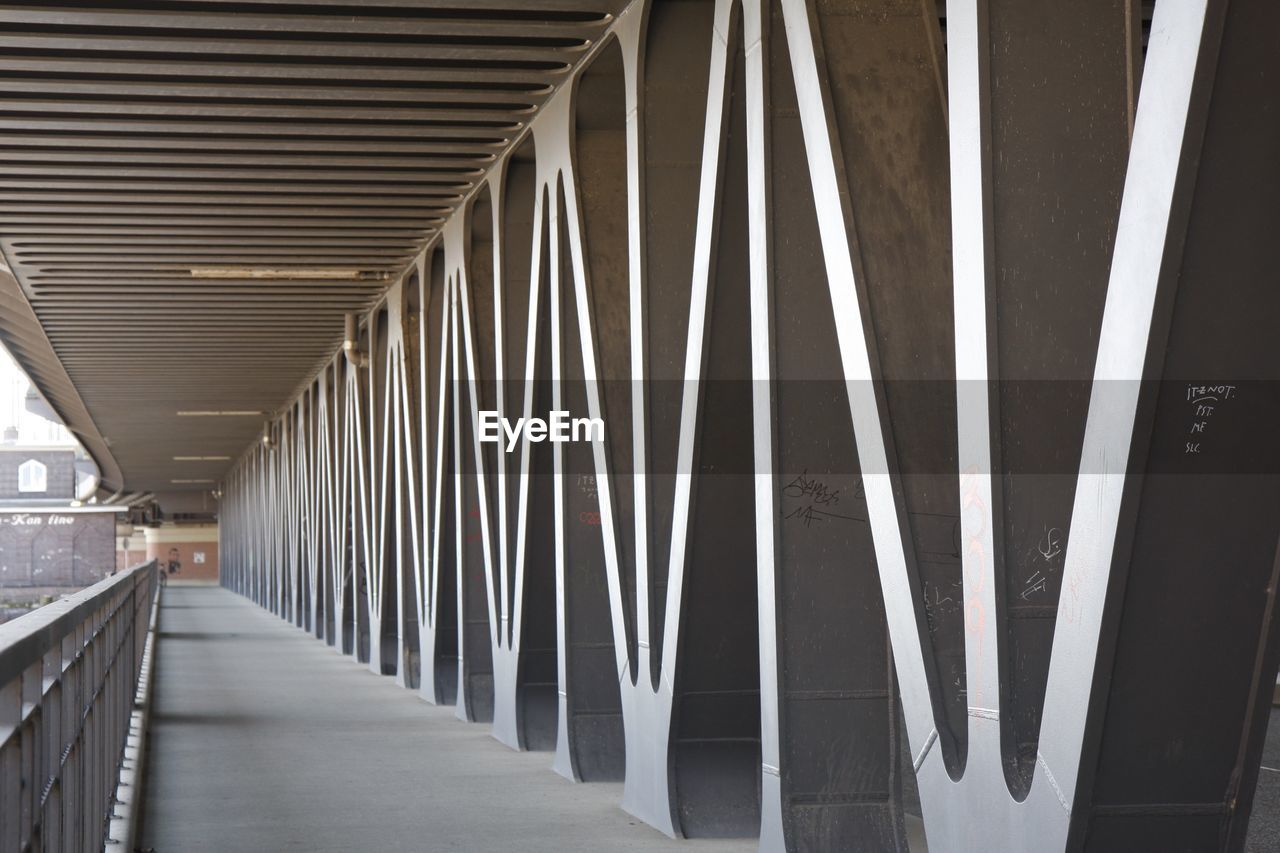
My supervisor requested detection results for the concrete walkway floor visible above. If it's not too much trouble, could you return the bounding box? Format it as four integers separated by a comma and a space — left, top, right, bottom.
139, 585, 755, 853
138, 585, 1280, 852
1249, 705, 1280, 852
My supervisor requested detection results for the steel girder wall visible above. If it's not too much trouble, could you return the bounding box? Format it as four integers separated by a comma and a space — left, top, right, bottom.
219, 1, 1280, 851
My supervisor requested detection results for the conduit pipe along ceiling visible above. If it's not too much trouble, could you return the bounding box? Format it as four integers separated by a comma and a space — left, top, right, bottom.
0, 0, 628, 494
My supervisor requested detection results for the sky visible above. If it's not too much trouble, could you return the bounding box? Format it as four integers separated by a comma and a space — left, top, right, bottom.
0, 342, 77, 447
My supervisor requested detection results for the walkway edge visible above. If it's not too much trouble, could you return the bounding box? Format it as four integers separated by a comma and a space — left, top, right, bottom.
107, 581, 162, 853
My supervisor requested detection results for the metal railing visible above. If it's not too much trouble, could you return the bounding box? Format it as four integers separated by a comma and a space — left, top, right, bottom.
0, 561, 158, 853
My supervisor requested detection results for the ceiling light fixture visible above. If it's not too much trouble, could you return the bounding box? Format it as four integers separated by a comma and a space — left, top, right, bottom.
170, 478, 215, 484
173, 456, 232, 461
176, 410, 263, 417
190, 267, 391, 281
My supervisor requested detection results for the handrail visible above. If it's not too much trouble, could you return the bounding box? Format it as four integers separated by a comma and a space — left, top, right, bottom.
0, 560, 158, 853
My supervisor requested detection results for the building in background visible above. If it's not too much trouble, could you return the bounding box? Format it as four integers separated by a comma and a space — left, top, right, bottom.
143, 524, 220, 583
0, 347, 124, 621
0, 443, 124, 619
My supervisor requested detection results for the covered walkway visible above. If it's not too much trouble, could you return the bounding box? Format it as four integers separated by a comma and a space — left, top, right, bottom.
1, 2, 1277, 851
139, 585, 751, 853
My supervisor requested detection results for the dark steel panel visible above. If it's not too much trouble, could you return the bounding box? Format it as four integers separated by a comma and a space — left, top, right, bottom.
668, 18, 761, 838
1074, 2, 1280, 848
557, 174, 626, 782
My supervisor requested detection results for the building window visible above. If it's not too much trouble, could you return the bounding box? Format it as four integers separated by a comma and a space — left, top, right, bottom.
18, 459, 47, 493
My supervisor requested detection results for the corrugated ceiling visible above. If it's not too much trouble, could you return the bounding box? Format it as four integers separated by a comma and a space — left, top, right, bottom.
0, 0, 626, 493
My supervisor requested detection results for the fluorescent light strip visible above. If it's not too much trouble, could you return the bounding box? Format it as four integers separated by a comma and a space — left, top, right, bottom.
173, 456, 232, 461
170, 478, 215, 484
176, 411, 262, 417
190, 267, 388, 281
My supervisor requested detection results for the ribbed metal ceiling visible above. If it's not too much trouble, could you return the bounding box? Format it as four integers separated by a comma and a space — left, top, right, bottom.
0, 0, 625, 493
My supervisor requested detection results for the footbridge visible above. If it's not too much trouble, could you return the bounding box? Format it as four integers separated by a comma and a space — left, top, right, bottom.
0, 2, 1278, 852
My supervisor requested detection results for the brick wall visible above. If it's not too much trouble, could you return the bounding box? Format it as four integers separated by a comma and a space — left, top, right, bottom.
0, 449, 76, 500
148, 539, 219, 582
0, 511, 116, 587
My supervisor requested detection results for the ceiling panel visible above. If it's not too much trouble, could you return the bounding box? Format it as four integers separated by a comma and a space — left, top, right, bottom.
0, 0, 626, 493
